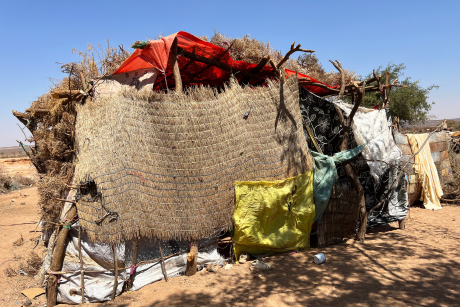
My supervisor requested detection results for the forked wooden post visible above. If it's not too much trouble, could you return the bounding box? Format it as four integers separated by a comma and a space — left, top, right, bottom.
185, 242, 198, 277
170, 37, 183, 93
111, 245, 118, 301
47, 206, 77, 307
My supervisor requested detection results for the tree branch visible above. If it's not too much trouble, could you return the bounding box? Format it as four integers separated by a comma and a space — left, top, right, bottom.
277, 42, 315, 69
329, 60, 345, 100
241, 55, 271, 84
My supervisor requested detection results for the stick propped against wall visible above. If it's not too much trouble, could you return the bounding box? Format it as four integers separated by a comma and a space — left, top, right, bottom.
47, 206, 77, 307
169, 37, 183, 93
78, 226, 85, 304
158, 241, 169, 282
111, 245, 118, 301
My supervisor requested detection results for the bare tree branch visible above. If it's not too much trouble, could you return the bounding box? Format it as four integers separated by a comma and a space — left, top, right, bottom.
277, 42, 315, 69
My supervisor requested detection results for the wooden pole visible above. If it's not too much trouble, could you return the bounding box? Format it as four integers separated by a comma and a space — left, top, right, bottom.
47, 206, 77, 307
328, 60, 368, 243
51, 90, 83, 99
128, 237, 138, 289
170, 38, 183, 93
398, 219, 406, 230
78, 226, 84, 304
241, 55, 270, 84
177, 47, 267, 81
158, 241, 168, 282
111, 244, 118, 301
185, 242, 198, 277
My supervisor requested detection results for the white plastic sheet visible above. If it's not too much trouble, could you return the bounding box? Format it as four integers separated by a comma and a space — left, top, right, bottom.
335, 102, 402, 185
56, 226, 224, 304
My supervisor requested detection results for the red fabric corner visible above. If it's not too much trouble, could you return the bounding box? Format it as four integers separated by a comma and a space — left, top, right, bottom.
113, 31, 337, 96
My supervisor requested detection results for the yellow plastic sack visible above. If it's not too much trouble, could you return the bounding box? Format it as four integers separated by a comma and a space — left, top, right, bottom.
233, 170, 315, 259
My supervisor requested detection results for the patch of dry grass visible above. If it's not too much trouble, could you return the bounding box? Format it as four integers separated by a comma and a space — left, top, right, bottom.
19, 252, 42, 276
13, 235, 24, 247
3, 265, 17, 277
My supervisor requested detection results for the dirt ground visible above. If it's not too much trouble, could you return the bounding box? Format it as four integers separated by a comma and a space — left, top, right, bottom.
0, 159, 459, 306
0, 158, 38, 180
0, 186, 46, 307
83, 205, 460, 307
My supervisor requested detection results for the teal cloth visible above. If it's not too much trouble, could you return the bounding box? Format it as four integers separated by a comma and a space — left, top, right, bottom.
131, 40, 149, 49
311, 144, 365, 222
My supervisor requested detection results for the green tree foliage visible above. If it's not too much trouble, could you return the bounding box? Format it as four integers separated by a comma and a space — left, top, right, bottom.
361, 63, 438, 124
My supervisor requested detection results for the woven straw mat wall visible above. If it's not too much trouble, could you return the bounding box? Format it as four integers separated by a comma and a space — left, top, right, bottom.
74, 77, 313, 244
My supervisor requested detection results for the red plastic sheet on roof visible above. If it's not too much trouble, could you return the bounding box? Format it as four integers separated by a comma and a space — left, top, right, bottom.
113, 31, 337, 96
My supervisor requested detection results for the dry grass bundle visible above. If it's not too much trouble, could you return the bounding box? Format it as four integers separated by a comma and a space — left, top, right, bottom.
209, 30, 283, 64
20, 42, 130, 233
3, 266, 17, 277
4, 252, 42, 277
19, 251, 42, 276
0, 165, 10, 190
75, 76, 312, 243
0, 170, 34, 191
13, 235, 24, 246
12, 174, 34, 186
207, 30, 358, 85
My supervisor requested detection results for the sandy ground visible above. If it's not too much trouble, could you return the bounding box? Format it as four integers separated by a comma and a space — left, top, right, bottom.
79, 205, 459, 307
0, 162, 459, 306
0, 186, 46, 306
0, 158, 38, 180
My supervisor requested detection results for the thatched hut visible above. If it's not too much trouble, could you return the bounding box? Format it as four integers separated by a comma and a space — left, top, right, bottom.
12, 30, 425, 304
13, 31, 345, 304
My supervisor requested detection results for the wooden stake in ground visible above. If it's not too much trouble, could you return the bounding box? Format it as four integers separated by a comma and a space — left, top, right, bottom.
111, 244, 118, 300
399, 219, 406, 230
158, 241, 168, 282
78, 226, 85, 304
185, 243, 198, 277
127, 237, 138, 289
47, 206, 77, 307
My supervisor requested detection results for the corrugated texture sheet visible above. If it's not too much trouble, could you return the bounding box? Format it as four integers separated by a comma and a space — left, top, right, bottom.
74, 76, 312, 243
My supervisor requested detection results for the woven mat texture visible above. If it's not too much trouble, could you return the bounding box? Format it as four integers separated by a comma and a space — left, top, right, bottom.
74, 77, 312, 243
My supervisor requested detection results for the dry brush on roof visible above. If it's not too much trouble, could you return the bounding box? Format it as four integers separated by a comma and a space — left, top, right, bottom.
12, 42, 130, 233
207, 30, 358, 86
74, 76, 312, 244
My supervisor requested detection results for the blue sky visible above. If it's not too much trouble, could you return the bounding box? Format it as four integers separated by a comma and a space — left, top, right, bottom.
0, 0, 459, 147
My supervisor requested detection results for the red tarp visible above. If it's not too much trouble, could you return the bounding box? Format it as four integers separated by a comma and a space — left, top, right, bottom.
113, 31, 337, 96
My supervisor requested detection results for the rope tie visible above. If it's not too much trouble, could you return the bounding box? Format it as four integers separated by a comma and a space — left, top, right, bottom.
305, 124, 323, 154
129, 265, 136, 275
49, 271, 61, 284
61, 216, 79, 230
162, 71, 169, 93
